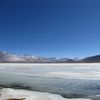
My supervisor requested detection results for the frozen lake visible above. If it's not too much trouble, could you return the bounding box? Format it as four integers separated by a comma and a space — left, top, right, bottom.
0, 63, 100, 100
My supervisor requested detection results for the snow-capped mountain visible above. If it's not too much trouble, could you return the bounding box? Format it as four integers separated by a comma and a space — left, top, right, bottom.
0, 51, 72, 63
1, 51, 100, 63
0, 51, 24, 62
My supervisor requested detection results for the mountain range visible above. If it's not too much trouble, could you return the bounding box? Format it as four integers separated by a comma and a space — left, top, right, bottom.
0, 51, 100, 63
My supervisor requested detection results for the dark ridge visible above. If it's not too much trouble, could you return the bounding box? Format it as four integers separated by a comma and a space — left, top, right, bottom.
81, 55, 100, 63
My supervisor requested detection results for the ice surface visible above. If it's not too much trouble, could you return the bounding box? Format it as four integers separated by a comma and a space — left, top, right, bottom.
0, 63, 100, 80
0, 63, 100, 100
0, 88, 91, 100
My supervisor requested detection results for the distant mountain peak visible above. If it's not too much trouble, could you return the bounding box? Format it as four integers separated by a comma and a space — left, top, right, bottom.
0, 51, 100, 63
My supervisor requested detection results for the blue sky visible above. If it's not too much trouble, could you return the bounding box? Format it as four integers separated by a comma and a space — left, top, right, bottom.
0, 0, 100, 58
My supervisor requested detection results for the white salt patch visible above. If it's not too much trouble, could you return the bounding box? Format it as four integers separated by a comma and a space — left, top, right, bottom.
0, 88, 90, 100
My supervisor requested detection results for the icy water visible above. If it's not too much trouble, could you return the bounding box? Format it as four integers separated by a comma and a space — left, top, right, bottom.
0, 63, 100, 100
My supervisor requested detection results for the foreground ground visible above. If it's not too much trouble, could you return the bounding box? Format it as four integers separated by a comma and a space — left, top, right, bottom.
0, 63, 100, 100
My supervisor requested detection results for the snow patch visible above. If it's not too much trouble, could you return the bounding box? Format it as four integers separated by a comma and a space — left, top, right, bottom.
0, 88, 90, 100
